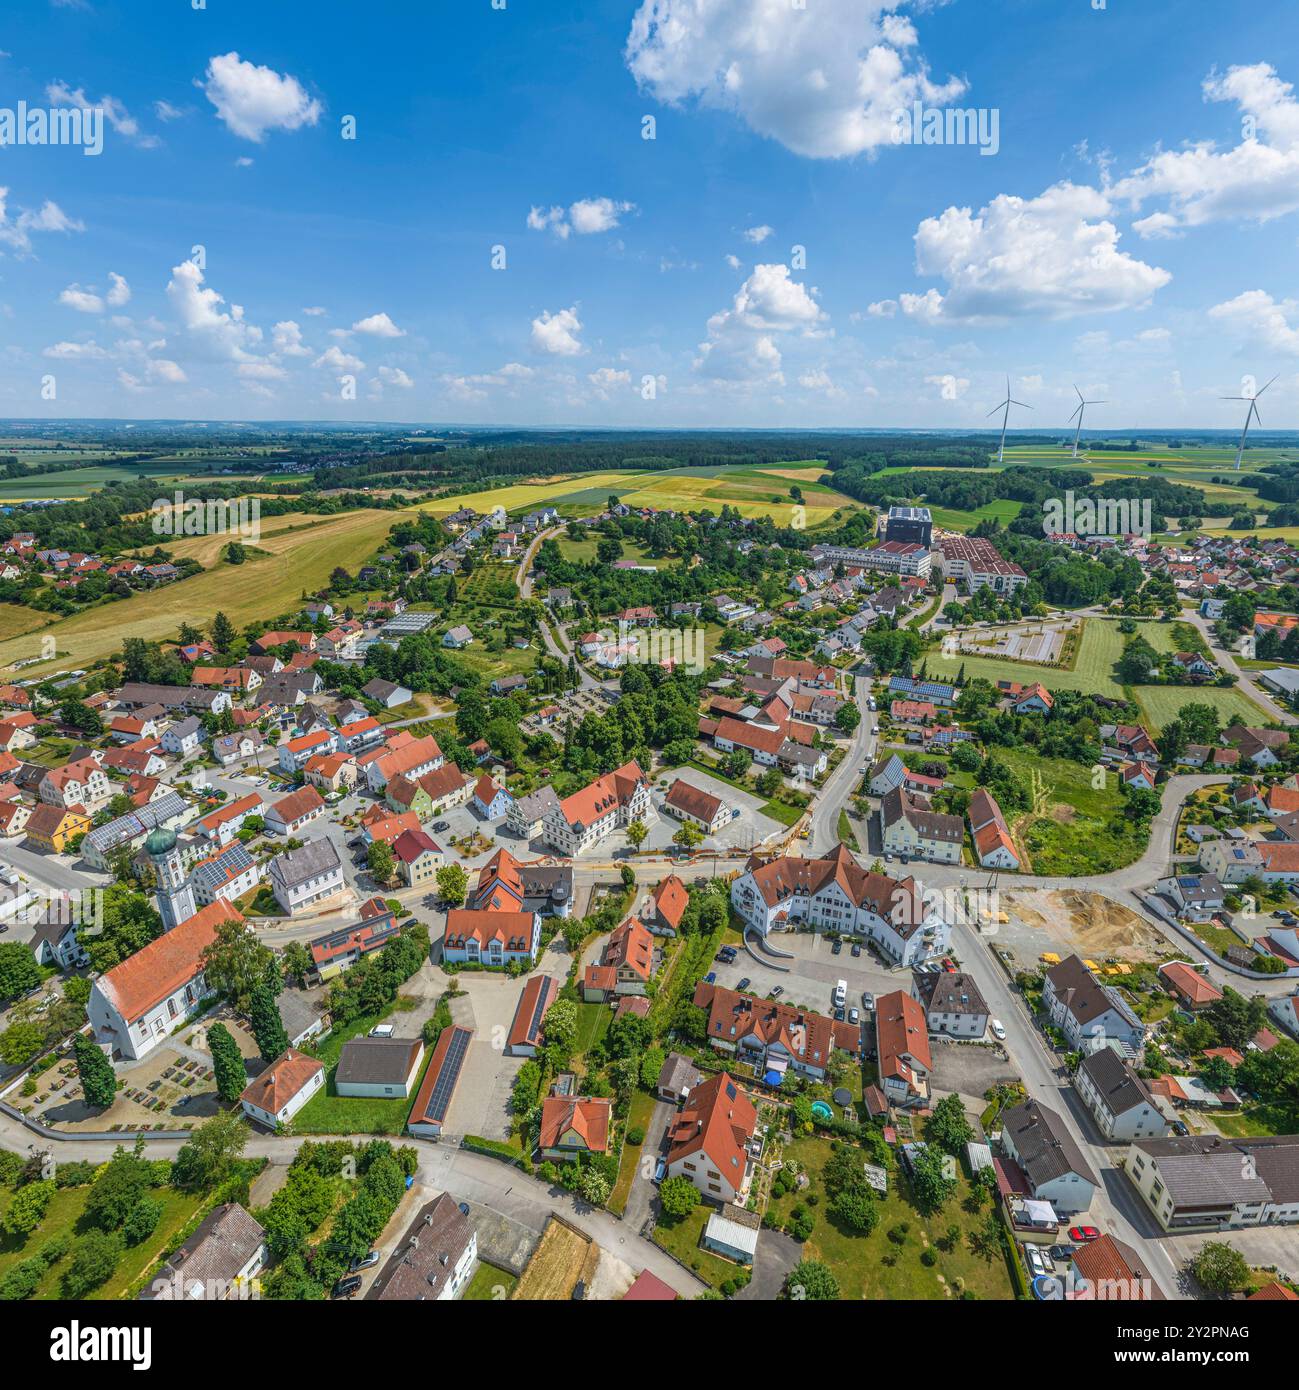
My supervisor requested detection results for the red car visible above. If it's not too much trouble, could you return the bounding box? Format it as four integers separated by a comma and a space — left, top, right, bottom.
1068, 1225, 1101, 1243
941, 959, 957, 972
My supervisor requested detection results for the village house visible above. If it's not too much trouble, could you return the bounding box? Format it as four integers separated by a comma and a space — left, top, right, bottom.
1074, 1048, 1171, 1143
662, 778, 730, 835
582, 917, 655, 1001
664, 1072, 758, 1205
268, 839, 345, 915
879, 786, 963, 864
239, 1049, 325, 1129
999, 1098, 1100, 1217
694, 981, 861, 1083
543, 759, 650, 856
876, 990, 932, 1108
539, 1096, 613, 1162
1043, 955, 1146, 1056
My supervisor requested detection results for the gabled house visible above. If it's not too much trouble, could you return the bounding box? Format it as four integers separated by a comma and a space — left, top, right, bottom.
1043, 955, 1146, 1056
1075, 1047, 1170, 1143
664, 1072, 757, 1205
875, 990, 931, 1108
582, 918, 655, 1001
999, 1098, 1100, 1217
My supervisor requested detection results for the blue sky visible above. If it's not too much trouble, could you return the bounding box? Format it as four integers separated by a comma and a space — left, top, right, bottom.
1, 0, 1298, 428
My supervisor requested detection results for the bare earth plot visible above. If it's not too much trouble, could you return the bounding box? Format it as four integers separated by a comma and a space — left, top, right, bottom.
1002, 889, 1169, 964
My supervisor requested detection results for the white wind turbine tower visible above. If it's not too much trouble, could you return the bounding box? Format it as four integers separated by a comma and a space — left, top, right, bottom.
988, 375, 1032, 463
1069, 385, 1107, 459
1223, 374, 1277, 471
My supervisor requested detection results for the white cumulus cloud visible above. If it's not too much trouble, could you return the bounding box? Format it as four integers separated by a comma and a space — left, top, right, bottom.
351, 312, 405, 338
200, 52, 322, 142
528, 198, 636, 238
625, 0, 965, 159
165, 259, 263, 362
1208, 290, 1299, 355
531, 306, 585, 356
898, 182, 1171, 323
1115, 64, 1299, 234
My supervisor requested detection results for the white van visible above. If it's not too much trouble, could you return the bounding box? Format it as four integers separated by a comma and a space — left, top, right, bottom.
833, 980, 847, 1009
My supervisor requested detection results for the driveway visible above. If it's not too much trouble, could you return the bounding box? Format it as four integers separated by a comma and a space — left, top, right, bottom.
622, 1098, 674, 1235
735, 1228, 801, 1301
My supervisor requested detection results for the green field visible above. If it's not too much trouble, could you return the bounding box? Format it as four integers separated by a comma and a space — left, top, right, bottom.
995, 747, 1149, 876
1133, 683, 1270, 731
926, 500, 1024, 531
0, 459, 259, 500
0, 507, 400, 675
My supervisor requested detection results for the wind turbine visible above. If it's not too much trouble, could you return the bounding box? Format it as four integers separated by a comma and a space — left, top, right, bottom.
1223, 375, 1277, 470
1069, 385, 1107, 459
987, 376, 1032, 463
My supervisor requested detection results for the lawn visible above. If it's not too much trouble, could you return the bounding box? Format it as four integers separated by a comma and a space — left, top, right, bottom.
994, 746, 1148, 876
573, 1001, 613, 1068
463, 1261, 520, 1300
609, 1089, 659, 1216
652, 1201, 741, 1288
763, 1135, 1013, 1301
0, 1182, 207, 1300
289, 1003, 434, 1136
928, 617, 1207, 704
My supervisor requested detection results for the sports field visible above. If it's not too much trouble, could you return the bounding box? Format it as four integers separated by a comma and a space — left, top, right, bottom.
420, 462, 859, 527
0, 508, 398, 674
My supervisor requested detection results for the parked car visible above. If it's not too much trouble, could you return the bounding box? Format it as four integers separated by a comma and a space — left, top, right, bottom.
703, 972, 716, 985
737, 977, 751, 991
833, 1007, 846, 1022
1068, 1226, 1101, 1244
350, 1251, 380, 1272
770, 985, 784, 998
941, 959, 957, 973
332, 1276, 363, 1299
847, 1007, 860, 1025
432, 820, 449, 832
850, 942, 861, 957
831, 939, 842, 955
1050, 1244, 1077, 1263
1024, 1244, 1052, 1279
861, 991, 874, 1009
990, 1019, 1006, 1041
652, 1157, 666, 1184
884, 851, 893, 863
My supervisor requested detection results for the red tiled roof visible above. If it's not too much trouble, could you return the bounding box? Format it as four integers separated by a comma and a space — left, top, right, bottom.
539, 1096, 612, 1153
98, 901, 243, 1026
666, 1071, 756, 1178
239, 1048, 322, 1116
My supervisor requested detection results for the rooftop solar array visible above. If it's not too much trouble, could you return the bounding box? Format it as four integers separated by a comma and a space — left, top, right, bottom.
420, 1026, 473, 1125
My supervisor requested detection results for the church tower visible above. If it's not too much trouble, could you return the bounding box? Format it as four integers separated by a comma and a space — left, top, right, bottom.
146, 827, 196, 932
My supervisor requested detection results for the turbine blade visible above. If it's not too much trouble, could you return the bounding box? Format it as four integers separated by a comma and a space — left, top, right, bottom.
1069, 405, 1083, 423
1258, 375, 1279, 396
1074, 384, 1084, 404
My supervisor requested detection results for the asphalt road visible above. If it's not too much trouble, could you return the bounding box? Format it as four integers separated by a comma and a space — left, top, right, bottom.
809, 673, 876, 856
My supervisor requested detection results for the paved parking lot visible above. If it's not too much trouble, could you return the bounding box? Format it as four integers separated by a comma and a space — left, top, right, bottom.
443, 971, 533, 1139
708, 929, 907, 1019
927, 1037, 1018, 1104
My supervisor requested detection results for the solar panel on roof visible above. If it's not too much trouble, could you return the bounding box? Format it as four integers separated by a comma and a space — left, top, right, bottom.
526, 978, 553, 1039
422, 1027, 472, 1124
725, 1081, 737, 1100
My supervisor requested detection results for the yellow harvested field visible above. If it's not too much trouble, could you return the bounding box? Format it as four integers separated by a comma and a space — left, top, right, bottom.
418, 464, 858, 527
0, 508, 399, 676
511, 1218, 597, 1301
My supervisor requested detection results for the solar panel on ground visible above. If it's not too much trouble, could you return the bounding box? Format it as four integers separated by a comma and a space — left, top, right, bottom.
421, 1026, 472, 1125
